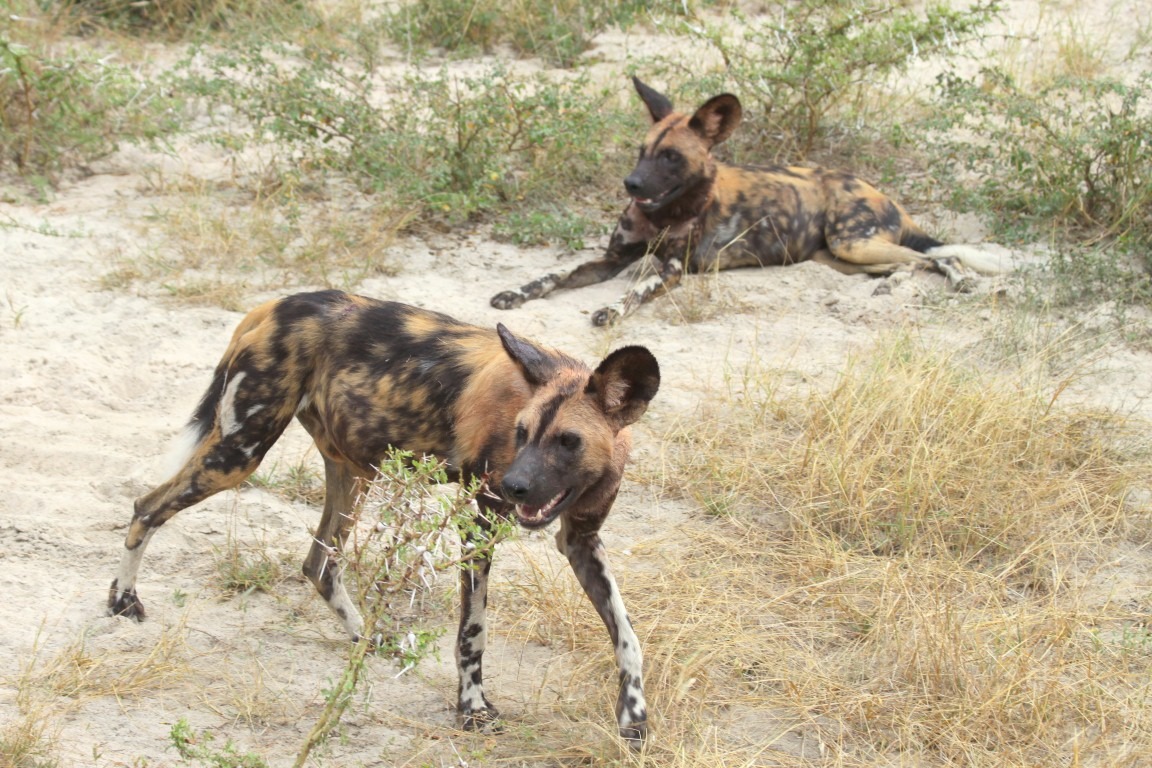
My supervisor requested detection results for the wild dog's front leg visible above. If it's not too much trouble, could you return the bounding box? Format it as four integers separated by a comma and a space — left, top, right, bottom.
456, 505, 501, 730
592, 254, 684, 327
556, 523, 648, 748
490, 244, 647, 310
491, 206, 655, 311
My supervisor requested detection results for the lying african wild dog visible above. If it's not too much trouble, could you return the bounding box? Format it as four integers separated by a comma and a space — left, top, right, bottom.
492, 77, 1006, 326
108, 289, 659, 747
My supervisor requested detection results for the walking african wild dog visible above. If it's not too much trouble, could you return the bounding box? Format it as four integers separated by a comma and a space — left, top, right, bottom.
108, 289, 659, 747
491, 77, 1007, 326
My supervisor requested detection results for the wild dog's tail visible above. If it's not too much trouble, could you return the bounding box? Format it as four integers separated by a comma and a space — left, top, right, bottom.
159, 364, 226, 479
924, 244, 1011, 275
159, 300, 279, 479
901, 229, 1011, 276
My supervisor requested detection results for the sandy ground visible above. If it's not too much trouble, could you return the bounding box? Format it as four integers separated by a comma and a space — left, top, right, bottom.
2, 3, 1152, 766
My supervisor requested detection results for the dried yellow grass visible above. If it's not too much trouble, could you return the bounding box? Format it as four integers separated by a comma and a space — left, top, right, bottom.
18, 618, 193, 702
490, 331, 1152, 766
107, 173, 406, 309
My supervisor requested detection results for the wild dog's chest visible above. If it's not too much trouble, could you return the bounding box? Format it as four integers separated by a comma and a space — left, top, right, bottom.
622, 168, 833, 271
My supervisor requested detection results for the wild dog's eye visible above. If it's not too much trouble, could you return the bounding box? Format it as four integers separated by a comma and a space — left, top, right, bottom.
659, 148, 681, 163
515, 425, 528, 447
558, 431, 582, 451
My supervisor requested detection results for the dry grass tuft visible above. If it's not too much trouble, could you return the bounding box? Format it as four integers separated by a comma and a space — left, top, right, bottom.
666, 332, 1145, 574
108, 174, 406, 309
19, 620, 194, 702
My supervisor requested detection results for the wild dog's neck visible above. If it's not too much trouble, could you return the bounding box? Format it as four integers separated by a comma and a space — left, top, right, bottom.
647, 164, 716, 230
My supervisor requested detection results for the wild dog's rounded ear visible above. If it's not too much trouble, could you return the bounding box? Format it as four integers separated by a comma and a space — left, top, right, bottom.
587, 345, 660, 429
497, 323, 556, 387
632, 76, 675, 123
688, 93, 742, 147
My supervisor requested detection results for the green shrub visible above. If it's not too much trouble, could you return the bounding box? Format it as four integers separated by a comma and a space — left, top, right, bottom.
169, 719, 268, 768
55, 0, 310, 38
386, 0, 657, 67
667, 0, 1000, 159
183, 52, 623, 237
927, 68, 1152, 259
0, 36, 176, 179
293, 449, 512, 767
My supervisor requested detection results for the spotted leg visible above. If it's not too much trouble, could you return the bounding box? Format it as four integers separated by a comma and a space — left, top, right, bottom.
490, 204, 658, 311
591, 253, 684, 327
300, 452, 373, 640
556, 519, 648, 748
108, 330, 306, 620
109, 382, 297, 619
490, 242, 648, 310
455, 502, 501, 730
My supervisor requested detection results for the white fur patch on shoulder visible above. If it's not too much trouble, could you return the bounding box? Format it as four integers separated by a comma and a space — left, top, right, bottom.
927, 244, 1013, 275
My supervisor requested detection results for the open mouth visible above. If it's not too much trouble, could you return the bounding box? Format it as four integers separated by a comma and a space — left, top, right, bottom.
514, 488, 572, 529
632, 185, 679, 211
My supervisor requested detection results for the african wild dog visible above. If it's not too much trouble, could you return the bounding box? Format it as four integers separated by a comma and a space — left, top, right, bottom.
491, 77, 1006, 326
108, 290, 659, 746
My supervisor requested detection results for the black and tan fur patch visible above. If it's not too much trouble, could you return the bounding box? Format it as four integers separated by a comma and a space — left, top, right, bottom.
108, 290, 659, 747
491, 77, 1004, 325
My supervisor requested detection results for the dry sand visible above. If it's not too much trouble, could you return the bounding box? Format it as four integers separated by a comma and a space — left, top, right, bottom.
2, 3, 1151, 765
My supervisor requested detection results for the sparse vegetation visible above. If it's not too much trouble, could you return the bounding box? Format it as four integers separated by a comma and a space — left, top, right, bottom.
294, 449, 511, 767
0, 31, 177, 181
55, 0, 315, 40
641, 333, 1152, 764
386, 0, 661, 67
928, 69, 1152, 257
212, 538, 285, 597
4, 0, 1152, 766
169, 719, 268, 768
182, 57, 623, 226
663, 0, 1001, 160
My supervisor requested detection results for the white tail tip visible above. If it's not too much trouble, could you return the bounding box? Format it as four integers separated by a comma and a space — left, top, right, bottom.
160, 422, 203, 480
927, 244, 1013, 275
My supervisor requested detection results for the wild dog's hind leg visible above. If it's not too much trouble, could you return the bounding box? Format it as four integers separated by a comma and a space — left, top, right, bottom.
301, 455, 372, 640
109, 410, 296, 618
827, 237, 933, 273
109, 451, 268, 619
556, 519, 647, 748
455, 498, 502, 731
110, 352, 301, 620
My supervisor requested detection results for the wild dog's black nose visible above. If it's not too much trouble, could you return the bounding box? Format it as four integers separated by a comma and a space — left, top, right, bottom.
501, 476, 529, 502
624, 175, 643, 196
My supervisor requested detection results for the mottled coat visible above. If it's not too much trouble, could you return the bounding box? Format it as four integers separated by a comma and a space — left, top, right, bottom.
109, 290, 659, 746
492, 77, 1000, 325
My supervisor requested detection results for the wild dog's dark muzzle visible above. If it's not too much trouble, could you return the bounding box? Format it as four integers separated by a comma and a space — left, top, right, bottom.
500, 457, 573, 529
624, 165, 680, 212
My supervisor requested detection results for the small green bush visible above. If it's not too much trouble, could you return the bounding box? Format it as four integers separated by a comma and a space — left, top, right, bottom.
668, 0, 1000, 159
169, 719, 268, 768
56, 0, 310, 38
386, 0, 657, 67
928, 68, 1152, 256
183, 51, 624, 237
0, 37, 176, 178
293, 449, 512, 767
